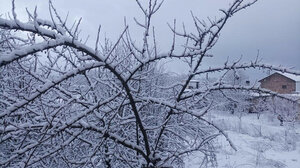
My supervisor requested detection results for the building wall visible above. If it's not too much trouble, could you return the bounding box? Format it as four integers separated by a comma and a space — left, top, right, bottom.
260, 73, 296, 94
296, 81, 300, 93
188, 81, 199, 89
298, 102, 300, 120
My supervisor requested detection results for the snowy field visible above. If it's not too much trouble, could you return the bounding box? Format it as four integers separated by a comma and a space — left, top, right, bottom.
185, 112, 300, 168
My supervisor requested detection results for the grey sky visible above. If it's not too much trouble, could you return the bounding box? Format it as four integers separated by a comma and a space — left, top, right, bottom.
1, 0, 299, 79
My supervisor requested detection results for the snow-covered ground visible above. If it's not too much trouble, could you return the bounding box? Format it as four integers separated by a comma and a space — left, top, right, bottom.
185, 112, 300, 168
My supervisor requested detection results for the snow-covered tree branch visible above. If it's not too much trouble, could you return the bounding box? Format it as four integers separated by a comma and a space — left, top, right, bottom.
0, 0, 299, 167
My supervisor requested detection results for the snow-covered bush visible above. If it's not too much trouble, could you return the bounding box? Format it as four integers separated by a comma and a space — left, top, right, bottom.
253, 95, 299, 123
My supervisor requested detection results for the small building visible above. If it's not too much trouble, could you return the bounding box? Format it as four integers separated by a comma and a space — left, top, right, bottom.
187, 80, 200, 89
259, 72, 300, 94
257, 72, 300, 120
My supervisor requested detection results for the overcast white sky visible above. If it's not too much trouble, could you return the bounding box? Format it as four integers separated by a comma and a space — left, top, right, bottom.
1, 0, 300, 79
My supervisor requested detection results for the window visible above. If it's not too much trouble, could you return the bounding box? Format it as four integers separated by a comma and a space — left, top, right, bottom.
282, 85, 287, 89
